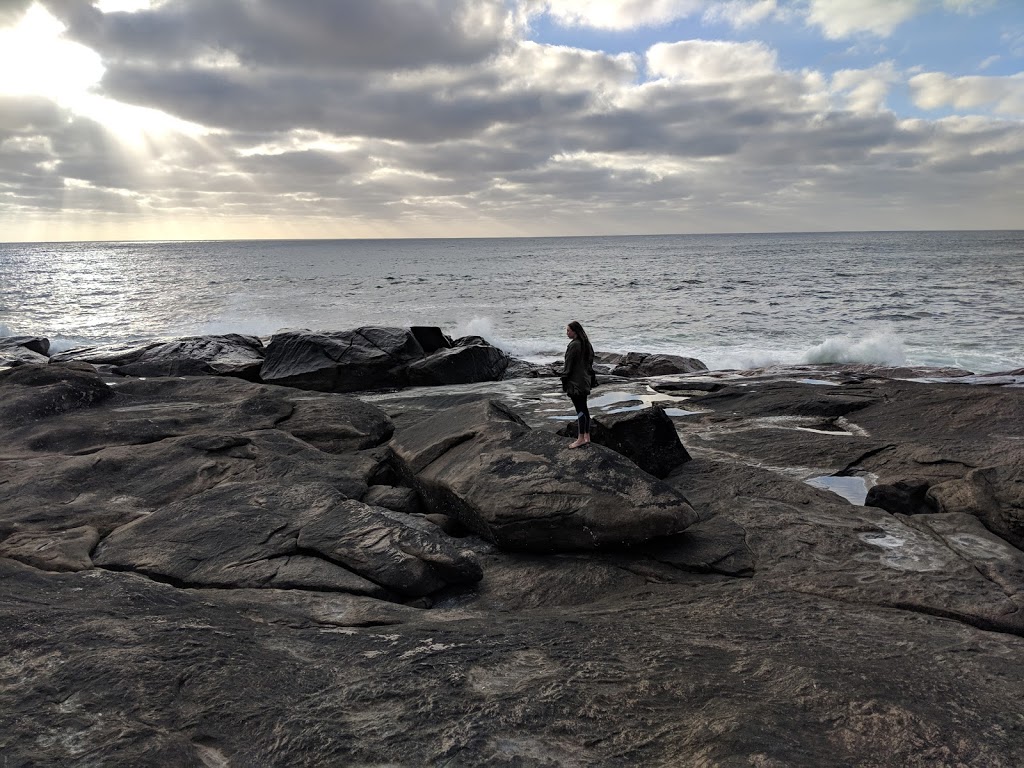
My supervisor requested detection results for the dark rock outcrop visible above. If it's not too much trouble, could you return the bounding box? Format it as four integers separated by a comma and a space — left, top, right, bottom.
865, 479, 934, 516
406, 340, 510, 386
0, 336, 50, 368
390, 399, 699, 551
113, 334, 265, 380
597, 350, 708, 377
928, 463, 1024, 550
5, 360, 1024, 767
260, 326, 425, 392
409, 325, 451, 354
0, 335, 50, 356
559, 405, 691, 478
0, 363, 114, 427
93, 482, 481, 598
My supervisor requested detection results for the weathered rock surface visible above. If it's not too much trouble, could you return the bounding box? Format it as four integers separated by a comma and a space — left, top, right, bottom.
93, 482, 481, 598
4, 360, 1024, 766
597, 350, 709, 377
0, 362, 115, 428
0, 335, 51, 369
0, 335, 50, 356
260, 327, 513, 392
260, 326, 425, 391
558, 405, 692, 478
406, 339, 510, 386
928, 463, 1024, 550
113, 333, 265, 380
390, 399, 699, 551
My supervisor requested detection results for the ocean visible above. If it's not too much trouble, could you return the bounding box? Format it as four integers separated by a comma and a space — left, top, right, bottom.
1, 231, 1022, 373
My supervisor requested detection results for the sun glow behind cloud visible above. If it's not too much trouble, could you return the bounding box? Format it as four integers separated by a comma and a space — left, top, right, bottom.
0, 3, 208, 146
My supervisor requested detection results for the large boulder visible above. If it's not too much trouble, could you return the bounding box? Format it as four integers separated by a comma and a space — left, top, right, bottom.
49, 339, 162, 368
0, 336, 50, 369
260, 327, 425, 392
113, 334, 265, 380
0, 336, 50, 356
93, 482, 482, 599
406, 341, 510, 386
598, 351, 708, 377
389, 400, 699, 551
409, 326, 451, 354
558, 406, 691, 478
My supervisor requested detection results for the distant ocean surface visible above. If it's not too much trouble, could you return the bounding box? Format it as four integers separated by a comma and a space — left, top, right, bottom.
1, 231, 1022, 373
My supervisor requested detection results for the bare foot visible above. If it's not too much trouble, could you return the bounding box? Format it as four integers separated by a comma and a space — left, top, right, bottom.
569, 438, 586, 449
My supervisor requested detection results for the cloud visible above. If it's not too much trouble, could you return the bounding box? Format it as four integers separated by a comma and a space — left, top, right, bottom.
702, 0, 783, 28
43, 0, 517, 71
0, 0, 1022, 240
535, 0, 704, 30
804, 0, 990, 39
646, 40, 778, 81
831, 62, 899, 113
910, 71, 1024, 116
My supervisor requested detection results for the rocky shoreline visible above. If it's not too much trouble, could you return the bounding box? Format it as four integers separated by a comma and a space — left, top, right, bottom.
2, 328, 1023, 766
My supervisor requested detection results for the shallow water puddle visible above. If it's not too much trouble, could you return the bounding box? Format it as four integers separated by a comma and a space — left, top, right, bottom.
662, 407, 703, 417
805, 474, 874, 505
589, 389, 676, 412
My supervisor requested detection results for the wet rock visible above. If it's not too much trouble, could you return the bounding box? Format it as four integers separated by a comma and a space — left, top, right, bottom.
501, 357, 559, 379
406, 340, 510, 386
0, 336, 50, 369
928, 463, 1024, 550
559, 405, 691, 478
865, 479, 934, 516
0, 335, 50, 356
48, 339, 163, 369
390, 399, 699, 551
260, 326, 426, 392
409, 326, 451, 354
93, 482, 481, 598
597, 351, 708, 377
113, 334, 265, 380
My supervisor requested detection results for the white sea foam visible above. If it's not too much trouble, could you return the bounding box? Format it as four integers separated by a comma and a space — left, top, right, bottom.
801, 329, 906, 366
458, 317, 560, 360
0, 323, 13, 337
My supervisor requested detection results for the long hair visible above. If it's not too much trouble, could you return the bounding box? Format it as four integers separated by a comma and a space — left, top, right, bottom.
568, 320, 594, 365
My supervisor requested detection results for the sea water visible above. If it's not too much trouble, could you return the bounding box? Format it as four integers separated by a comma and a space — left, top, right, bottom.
1, 231, 1022, 373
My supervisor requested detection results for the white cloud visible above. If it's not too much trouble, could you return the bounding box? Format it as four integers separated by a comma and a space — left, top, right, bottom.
910, 71, 1024, 116
646, 39, 778, 81
538, 0, 704, 30
702, 0, 783, 28
804, 0, 990, 39
831, 63, 899, 113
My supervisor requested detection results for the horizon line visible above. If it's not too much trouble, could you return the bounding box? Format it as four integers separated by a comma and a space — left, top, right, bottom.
3, 227, 1023, 246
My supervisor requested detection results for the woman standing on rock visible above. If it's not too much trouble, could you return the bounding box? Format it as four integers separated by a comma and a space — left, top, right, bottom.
562, 320, 596, 449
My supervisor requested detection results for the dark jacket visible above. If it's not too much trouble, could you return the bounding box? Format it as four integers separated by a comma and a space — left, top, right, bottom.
561, 338, 594, 398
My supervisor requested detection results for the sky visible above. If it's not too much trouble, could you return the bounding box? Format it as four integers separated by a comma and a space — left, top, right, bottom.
0, 0, 1022, 241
